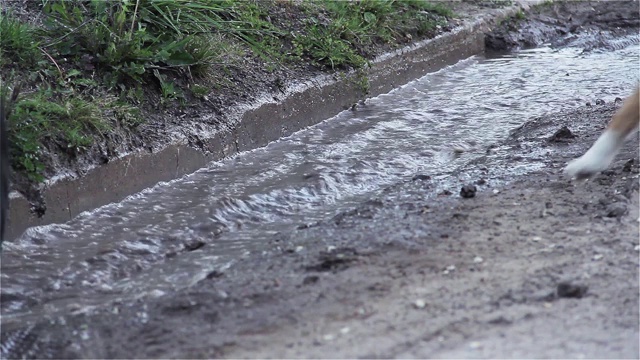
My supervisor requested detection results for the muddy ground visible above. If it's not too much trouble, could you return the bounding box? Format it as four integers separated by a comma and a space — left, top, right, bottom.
2, 1, 640, 359
3, 90, 639, 360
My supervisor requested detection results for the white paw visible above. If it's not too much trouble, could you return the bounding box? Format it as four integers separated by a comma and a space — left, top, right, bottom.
564, 152, 614, 179
564, 129, 622, 180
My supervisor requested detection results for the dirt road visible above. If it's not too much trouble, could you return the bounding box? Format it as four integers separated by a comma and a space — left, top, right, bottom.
3, 96, 638, 360
2, 2, 639, 358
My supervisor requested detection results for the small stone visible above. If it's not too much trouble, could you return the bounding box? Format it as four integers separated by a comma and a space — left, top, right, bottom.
606, 202, 627, 218
586, 102, 592, 107
634, 245, 639, 251
557, 282, 588, 298
592, 254, 603, 261
595, 99, 605, 105
414, 299, 427, 309
148, 289, 165, 298
323, 334, 335, 341
295, 246, 304, 252
327, 245, 336, 252
531, 236, 542, 242
412, 174, 431, 181
340, 327, 351, 334
492, 189, 500, 195
614, 97, 623, 103
303, 275, 319, 285
183, 238, 206, 252
460, 184, 477, 198
473, 256, 483, 263
548, 126, 576, 143
475, 178, 487, 185
469, 341, 482, 349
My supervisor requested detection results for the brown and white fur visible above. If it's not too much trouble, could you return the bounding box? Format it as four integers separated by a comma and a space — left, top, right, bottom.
564, 88, 640, 179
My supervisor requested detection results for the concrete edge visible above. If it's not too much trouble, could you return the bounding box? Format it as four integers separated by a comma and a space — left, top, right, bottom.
5, 2, 541, 241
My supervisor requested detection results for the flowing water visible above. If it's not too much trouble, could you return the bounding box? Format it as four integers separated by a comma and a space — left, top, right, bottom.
2, 37, 639, 327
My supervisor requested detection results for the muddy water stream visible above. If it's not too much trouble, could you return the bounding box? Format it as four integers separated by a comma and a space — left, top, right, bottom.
2, 37, 639, 327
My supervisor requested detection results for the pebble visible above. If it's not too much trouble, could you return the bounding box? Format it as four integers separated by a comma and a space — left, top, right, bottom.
557, 281, 589, 298
460, 184, 477, 198
323, 334, 335, 341
412, 174, 431, 181
492, 189, 500, 194
340, 327, 351, 334
634, 245, 640, 251
473, 256, 483, 263
531, 236, 542, 242
606, 202, 628, 218
414, 299, 427, 309
443, 265, 456, 275
295, 246, 304, 252
592, 254, 603, 261
148, 289, 165, 298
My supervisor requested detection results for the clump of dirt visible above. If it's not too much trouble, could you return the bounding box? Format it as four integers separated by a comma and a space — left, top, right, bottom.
460, 184, 477, 198
548, 125, 576, 143
556, 281, 589, 299
486, 1, 640, 51
305, 247, 360, 273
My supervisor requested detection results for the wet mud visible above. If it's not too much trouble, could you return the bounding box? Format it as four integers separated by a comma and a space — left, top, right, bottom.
486, 0, 640, 52
3, 91, 638, 360
2, 1, 639, 358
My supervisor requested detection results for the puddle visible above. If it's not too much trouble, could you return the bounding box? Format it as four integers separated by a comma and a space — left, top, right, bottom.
2, 35, 639, 326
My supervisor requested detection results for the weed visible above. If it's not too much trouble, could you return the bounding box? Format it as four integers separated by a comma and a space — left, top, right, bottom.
191, 84, 210, 98
0, 13, 42, 67
294, 24, 366, 69
4, 85, 134, 181
353, 69, 370, 95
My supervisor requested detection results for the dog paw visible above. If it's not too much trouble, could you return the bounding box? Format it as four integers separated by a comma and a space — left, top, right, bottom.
564, 153, 614, 180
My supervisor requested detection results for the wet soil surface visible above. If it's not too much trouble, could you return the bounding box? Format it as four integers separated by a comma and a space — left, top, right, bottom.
486, 0, 640, 52
2, 2, 639, 359
3, 96, 639, 360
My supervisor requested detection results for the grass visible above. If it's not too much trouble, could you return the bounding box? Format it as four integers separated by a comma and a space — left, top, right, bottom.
0, 0, 455, 183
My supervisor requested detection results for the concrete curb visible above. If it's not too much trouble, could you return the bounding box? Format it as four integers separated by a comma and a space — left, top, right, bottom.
5, 2, 541, 240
